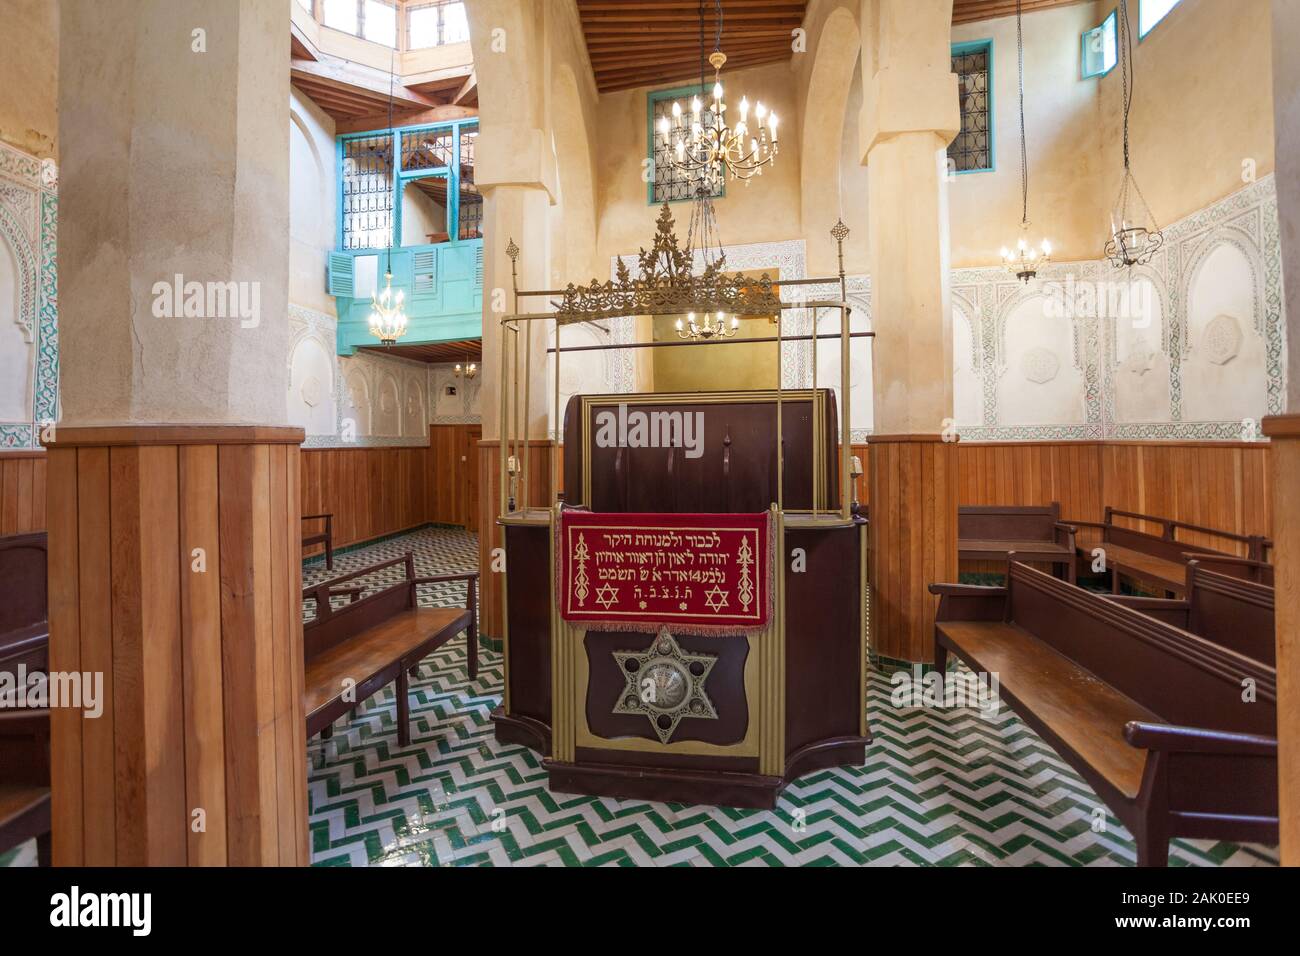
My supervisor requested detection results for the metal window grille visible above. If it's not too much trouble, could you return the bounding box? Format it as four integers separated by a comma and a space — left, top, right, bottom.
949, 46, 992, 173
648, 90, 724, 204
341, 134, 394, 250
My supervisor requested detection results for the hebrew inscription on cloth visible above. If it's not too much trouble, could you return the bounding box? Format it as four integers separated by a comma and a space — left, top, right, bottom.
558, 511, 773, 635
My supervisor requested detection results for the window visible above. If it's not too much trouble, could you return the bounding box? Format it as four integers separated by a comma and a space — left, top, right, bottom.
407, 2, 469, 50
1082, 10, 1118, 78
1139, 0, 1182, 38
321, 0, 358, 35
321, 0, 397, 47
647, 87, 725, 204
295, 0, 313, 13
362, 0, 397, 47
949, 41, 993, 174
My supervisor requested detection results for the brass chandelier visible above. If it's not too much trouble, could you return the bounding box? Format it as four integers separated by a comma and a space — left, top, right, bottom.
656, 0, 779, 189
675, 310, 739, 340
1000, 0, 1051, 282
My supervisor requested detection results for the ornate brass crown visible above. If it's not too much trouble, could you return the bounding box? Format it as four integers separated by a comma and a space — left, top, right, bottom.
550, 204, 781, 323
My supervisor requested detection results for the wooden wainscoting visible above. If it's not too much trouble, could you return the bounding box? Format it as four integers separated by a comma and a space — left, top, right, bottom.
9, 440, 1273, 555
299, 445, 432, 553
850, 440, 1272, 551
0, 450, 46, 534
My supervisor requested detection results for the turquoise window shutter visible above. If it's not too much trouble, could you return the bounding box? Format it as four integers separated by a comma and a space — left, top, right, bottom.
327, 252, 354, 297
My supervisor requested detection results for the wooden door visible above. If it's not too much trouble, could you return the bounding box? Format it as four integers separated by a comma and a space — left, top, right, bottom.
462, 426, 481, 530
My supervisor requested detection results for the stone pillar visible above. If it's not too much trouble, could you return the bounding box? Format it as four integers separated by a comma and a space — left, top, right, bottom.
466, 0, 559, 642
859, 0, 960, 663
1262, 0, 1300, 867
47, 0, 307, 865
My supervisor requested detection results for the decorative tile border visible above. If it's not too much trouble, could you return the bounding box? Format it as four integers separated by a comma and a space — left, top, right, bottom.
0, 141, 57, 449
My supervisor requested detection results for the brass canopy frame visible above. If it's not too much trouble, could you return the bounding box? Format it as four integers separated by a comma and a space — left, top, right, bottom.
496, 203, 869, 528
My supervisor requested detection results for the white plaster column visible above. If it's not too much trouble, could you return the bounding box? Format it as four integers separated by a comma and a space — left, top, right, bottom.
1262, 0, 1300, 868
57, 0, 290, 426
858, 0, 961, 662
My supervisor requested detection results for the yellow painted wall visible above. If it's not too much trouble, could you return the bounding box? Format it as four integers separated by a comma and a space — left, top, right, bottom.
1097, 0, 1275, 234
0, 0, 58, 159
594, 61, 804, 270
949, 2, 1106, 267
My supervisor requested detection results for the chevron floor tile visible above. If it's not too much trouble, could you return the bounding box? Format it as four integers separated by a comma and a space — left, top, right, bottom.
305, 527, 1279, 869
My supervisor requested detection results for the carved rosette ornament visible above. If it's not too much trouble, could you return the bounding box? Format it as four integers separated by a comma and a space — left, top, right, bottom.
552, 204, 782, 323
613, 629, 718, 744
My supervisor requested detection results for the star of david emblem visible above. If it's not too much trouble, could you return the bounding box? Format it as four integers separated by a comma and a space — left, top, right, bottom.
594, 583, 619, 610
702, 585, 729, 613
612, 629, 718, 744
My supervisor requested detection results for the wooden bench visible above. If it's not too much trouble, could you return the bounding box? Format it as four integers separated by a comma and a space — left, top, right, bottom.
1066, 507, 1268, 597
958, 503, 1077, 583
303, 554, 477, 746
0, 711, 50, 866
930, 561, 1278, 866
0, 532, 49, 678
302, 512, 335, 570
1105, 559, 1274, 666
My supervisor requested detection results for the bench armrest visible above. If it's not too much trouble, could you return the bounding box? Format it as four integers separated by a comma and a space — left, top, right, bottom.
1063, 519, 1106, 530
1124, 721, 1278, 757
302, 513, 333, 522
412, 572, 480, 585
1052, 522, 1078, 549
928, 582, 1007, 622
928, 583, 1005, 597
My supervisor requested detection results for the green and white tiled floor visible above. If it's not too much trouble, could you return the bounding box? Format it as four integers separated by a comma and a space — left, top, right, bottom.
305, 528, 1278, 868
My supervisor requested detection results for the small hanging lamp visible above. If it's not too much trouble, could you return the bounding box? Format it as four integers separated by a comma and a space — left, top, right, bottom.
1000, 0, 1051, 282
1105, 0, 1163, 268
368, 49, 408, 345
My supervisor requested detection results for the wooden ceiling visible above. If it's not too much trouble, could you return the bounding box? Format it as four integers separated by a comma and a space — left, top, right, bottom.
359, 339, 482, 364
577, 0, 1086, 93
290, 23, 477, 133
578, 0, 809, 94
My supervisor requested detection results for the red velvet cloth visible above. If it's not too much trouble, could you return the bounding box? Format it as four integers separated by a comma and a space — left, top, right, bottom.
558, 511, 773, 635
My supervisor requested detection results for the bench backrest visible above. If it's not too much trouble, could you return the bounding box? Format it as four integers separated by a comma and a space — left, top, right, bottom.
1006, 562, 1275, 736
958, 503, 1060, 542
302, 554, 416, 661
1185, 562, 1274, 666
1102, 507, 1263, 562
0, 532, 47, 640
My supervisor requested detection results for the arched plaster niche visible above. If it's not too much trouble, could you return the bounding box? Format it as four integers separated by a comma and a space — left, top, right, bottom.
374, 372, 401, 436
341, 365, 372, 436
550, 64, 597, 283
996, 293, 1085, 426
801, 6, 860, 275
952, 299, 981, 426
1181, 239, 1266, 423
549, 321, 610, 434
0, 234, 33, 421
287, 335, 336, 437
1112, 274, 1170, 423
814, 303, 872, 433
404, 376, 427, 437
289, 102, 333, 310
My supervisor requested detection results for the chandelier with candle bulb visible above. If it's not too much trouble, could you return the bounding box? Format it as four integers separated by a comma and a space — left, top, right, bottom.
675, 310, 739, 341
656, 0, 778, 189
1000, 0, 1051, 283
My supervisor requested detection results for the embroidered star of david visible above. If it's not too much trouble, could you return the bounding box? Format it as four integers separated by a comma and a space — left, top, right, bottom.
702, 585, 729, 613
612, 629, 718, 744
594, 583, 619, 609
